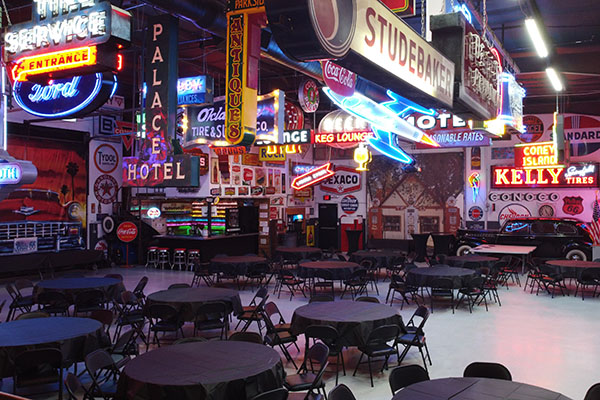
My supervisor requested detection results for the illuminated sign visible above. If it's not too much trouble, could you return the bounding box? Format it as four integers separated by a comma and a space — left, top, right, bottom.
255, 90, 285, 145
0, 163, 23, 185
315, 131, 373, 144
491, 164, 598, 189
259, 147, 286, 162
227, 0, 265, 12
291, 163, 335, 190
407, 111, 492, 148
321, 61, 356, 97
382, 0, 416, 16
282, 129, 312, 145
354, 143, 371, 171
265, 145, 302, 155
211, 146, 247, 155
11, 46, 97, 82
122, 153, 199, 187
298, 79, 319, 113
514, 141, 557, 168
177, 75, 214, 106
13, 72, 117, 118
291, 164, 316, 176
468, 172, 481, 202
147, 207, 161, 219
497, 72, 525, 133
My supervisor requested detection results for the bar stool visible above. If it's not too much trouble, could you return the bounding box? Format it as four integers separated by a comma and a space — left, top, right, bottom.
187, 249, 201, 271
173, 248, 187, 271
157, 248, 171, 270
145, 247, 159, 268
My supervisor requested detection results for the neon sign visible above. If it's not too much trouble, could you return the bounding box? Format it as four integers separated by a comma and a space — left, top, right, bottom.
315, 131, 373, 144
147, 207, 161, 219
468, 172, 481, 202
291, 164, 316, 176
177, 75, 214, 106
514, 141, 557, 168
491, 164, 598, 189
454, 3, 472, 24
354, 143, 371, 171
282, 129, 312, 145
11, 46, 97, 82
13, 72, 117, 118
0, 163, 23, 185
291, 163, 335, 190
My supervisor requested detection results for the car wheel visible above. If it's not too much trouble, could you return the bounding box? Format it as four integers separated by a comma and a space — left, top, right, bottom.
456, 244, 473, 256
565, 248, 587, 261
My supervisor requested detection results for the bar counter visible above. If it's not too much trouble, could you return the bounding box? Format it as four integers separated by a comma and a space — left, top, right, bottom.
152, 233, 259, 261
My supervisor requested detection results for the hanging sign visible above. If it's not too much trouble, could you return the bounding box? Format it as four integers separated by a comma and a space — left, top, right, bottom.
321, 61, 356, 97
255, 90, 285, 145
266, 0, 455, 108
496, 72, 525, 133
13, 72, 117, 118
291, 163, 335, 190
117, 221, 138, 242
320, 166, 361, 194
382, 0, 416, 16
408, 112, 492, 148
177, 75, 214, 105
298, 79, 319, 113
282, 129, 313, 145
514, 141, 557, 168
491, 164, 598, 189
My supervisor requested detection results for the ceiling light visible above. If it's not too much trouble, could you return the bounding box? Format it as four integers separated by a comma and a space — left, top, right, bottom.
545, 67, 563, 91
525, 19, 549, 58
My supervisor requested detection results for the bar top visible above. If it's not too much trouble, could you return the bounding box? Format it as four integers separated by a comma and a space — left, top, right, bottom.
153, 233, 259, 241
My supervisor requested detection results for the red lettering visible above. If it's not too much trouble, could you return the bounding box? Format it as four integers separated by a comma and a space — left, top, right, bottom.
364, 7, 376, 47
409, 40, 416, 74
417, 46, 424, 78
230, 32, 243, 50
377, 15, 387, 54
398, 32, 407, 66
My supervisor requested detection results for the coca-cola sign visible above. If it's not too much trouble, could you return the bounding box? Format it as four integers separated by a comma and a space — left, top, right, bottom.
321, 61, 356, 97
498, 204, 531, 224
117, 222, 138, 243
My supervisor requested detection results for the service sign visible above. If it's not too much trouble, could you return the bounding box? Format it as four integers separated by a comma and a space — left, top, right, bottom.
177, 75, 214, 106
13, 72, 117, 118
320, 166, 361, 194
491, 164, 598, 189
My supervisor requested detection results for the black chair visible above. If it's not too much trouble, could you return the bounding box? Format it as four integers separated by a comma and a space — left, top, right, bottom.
263, 309, 300, 369
168, 283, 191, 289
245, 262, 269, 290
191, 262, 214, 287
574, 268, 600, 300
537, 265, 568, 298
238, 291, 269, 335
90, 309, 114, 348
84, 349, 121, 399
113, 291, 146, 346
524, 260, 544, 293
146, 304, 184, 349
389, 365, 429, 394
585, 383, 600, 400
229, 331, 263, 344
429, 278, 454, 314
463, 361, 512, 381
386, 275, 419, 310
457, 276, 487, 313
360, 258, 380, 295
194, 301, 229, 339
65, 372, 88, 400
74, 289, 106, 316
285, 342, 330, 398
312, 269, 335, 299
355, 296, 380, 303
110, 329, 139, 367
309, 294, 335, 303
385, 256, 406, 281
482, 270, 502, 306
6, 283, 34, 321
397, 306, 432, 371
37, 291, 70, 316
14, 348, 63, 400
277, 270, 306, 300
215, 263, 240, 289
341, 269, 368, 299
14, 278, 35, 303
305, 325, 345, 385
328, 384, 356, 400
353, 324, 400, 387
133, 276, 149, 304
250, 388, 289, 400
264, 301, 294, 335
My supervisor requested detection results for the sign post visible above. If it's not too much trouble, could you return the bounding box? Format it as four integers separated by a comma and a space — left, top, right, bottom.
116, 221, 138, 268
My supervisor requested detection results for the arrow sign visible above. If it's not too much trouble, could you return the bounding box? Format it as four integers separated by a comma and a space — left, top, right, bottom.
291, 163, 335, 190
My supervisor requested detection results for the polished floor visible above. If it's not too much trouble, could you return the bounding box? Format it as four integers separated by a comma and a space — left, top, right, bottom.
1, 264, 597, 400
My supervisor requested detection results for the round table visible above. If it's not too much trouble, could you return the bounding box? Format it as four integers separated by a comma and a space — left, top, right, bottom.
36, 277, 123, 300
116, 341, 285, 400
0, 317, 102, 377
147, 287, 243, 321
298, 260, 360, 280
351, 250, 405, 268
446, 255, 499, 269
546, 259, 600, 278
392, 377, 572, 400
275, 246, 322, 260
291, 300, 404, 346
407, 266, 477, 289
210, 255, 266, 275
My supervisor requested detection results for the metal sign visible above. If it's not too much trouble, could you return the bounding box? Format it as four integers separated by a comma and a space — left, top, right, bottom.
491, 164, 598, 189
291, 163, 335, 190
177, 75, 214, 106
320, 166, 361, 194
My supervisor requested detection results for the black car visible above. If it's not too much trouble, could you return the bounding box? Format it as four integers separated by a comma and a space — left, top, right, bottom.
454, 217, 594, 261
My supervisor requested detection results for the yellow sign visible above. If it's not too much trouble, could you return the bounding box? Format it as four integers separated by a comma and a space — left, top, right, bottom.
259, 147, 286, 162
306, 224, 315, 247
11, 46, 97, 82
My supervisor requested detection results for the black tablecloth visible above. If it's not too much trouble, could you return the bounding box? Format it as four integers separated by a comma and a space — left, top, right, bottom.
0, 317, 102, 377
411, 233, 430, 262
431, 233, 455, 256
147, 287, 243, 321
546, 260, 600, 278
446, 255, 499, 269
407, 266, 477, 289
298, 261, 360, 280
210, 256, 266, 275
291, 300, 404, 346
116, 341, 285, 400
392, 377, 572, 400
35, 277, 124, 301
275, 246, 322, 260
350, 250, 404, 268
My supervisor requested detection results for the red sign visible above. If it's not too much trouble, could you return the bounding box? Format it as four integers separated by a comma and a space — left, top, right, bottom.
285, 101, 304, 130
211, 146, 247, 155
298, 79, 320, 113
291, 163, 335, 190
514, 142, 556, 168
381, 0, 415, 16
117, 222, 138, 242
321, 61, 356, 97
563, 196, 584, 216
315, 131, 373, 144
320, 166, 362, 194
491, 164, 598, 189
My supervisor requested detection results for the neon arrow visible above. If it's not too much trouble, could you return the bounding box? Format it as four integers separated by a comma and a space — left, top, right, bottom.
291, 163, 335, 190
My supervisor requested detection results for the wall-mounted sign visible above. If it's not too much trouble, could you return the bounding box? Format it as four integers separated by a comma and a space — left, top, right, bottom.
255, 90, 285, 145
491, 164, 598, 189
227, 0, 265, 13
123, 154, 199, 187
514, 141, 557, 168
489, 192, 559, 202
147, 206, 161, 219
210, 188, 221, 196
315, 131, 373, 145
211, 146, 247, 156
538, 204, 555, 217
291, 164, 316, 176
519, 115, 545, 143
341, 195, 359, 214
468, 206, 483, 221
13, 72, 117, 118
298, 79, 319, 113
407, 111, 492, 148
181, 148, 209, 175
238, 187, 249, 196
320, 166, 361, 194
93, 174, 118, 204
282, 129, 313, 145
117, 221, 138, 242
430, 12, 500, 120
93, 143, 119, 174
563, 196, 584, 216
321, 61, 356, 97
266, 0, 455, 108
498, 204, 531, 224
5, 0, 131, 79
258, 147, 285, 162
251, 186, 264, 196
382, 0, 416, 16
291, 163, 335, 190
177, 75, 214, 105
468, 172, 481, 202
224, 187, 236, 196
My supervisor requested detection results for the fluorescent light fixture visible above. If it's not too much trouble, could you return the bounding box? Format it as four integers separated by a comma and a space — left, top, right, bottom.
525, 19, 549, 58
545, 67, 563, 91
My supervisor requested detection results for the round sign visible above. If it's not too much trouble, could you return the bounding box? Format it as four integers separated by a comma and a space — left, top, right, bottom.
94, 174, 118, 204
468, 206, 484, 221
498, 204, 531, 224
147, 207, 161, 219
94, 239, 108, 252
102, 216, 115, 234
298, 79, 320, 113
519, 115, 544, 143
117, 222, 138, 243
341, 195, 359, 214
94, 143, 119, 174
285, 101, 305, 130
539, 204, 555, 217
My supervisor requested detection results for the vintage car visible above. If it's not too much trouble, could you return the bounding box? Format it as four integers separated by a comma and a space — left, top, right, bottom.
454, 217, 594, 260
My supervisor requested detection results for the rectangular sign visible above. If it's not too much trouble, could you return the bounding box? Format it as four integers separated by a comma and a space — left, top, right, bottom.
314, 130, 373, 145
415, 131, 491, 148
514, 141, 557, 168
122, 154, 199, 187
258, 147, 286, 162
11, 46, 97, 82
177, 75, 214, 105
227, 0, 265, 12
491, 164, 598, 189
242, 153, 262, 166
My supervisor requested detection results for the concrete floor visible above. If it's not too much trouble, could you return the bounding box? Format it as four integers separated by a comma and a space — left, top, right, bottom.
1, 265, 597, 400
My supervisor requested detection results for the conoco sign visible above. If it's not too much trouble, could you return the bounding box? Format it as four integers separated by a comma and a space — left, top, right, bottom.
117, 221, 138, 242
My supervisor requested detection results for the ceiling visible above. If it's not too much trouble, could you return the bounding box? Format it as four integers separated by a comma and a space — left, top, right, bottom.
3, 0, 600, 117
